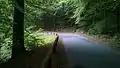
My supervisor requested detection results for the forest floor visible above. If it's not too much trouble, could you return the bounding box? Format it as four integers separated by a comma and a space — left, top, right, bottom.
0, 44, 53, 68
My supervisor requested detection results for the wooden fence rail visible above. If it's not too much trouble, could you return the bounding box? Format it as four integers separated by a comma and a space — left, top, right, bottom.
41, 34, 59, 68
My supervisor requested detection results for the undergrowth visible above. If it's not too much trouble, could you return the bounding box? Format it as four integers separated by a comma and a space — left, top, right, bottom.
0, 26, 56, 64
76, 29, 120, 51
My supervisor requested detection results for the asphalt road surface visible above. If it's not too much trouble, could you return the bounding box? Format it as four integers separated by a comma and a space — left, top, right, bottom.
57, 33, 120, 68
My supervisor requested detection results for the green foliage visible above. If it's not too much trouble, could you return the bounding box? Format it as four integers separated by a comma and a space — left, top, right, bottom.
24, 26, 56, 51
1, 0, 120, 64
0, 0, 56, 64
0, 38, 12, 64
25, 0, 76, 29
68, 0, 120, 35
0, 0, 12, 64
54, 0, 75, 27
25, 0, 57, 27
0, 26, 56, 63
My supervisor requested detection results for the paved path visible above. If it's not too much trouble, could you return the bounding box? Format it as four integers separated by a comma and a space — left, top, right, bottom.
58, 33, 120, 68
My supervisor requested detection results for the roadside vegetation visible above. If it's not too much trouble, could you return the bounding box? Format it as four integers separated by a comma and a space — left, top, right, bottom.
0, 0, 56, 64
0, 0, 120, 65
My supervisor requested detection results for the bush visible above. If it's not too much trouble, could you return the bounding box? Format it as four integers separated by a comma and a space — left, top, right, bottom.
0, 38, 12, 64
0, 26, 56, 64
24, 26, 56, 51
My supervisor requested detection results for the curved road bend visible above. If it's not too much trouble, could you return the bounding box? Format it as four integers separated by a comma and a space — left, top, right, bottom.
57, 33, 120, 68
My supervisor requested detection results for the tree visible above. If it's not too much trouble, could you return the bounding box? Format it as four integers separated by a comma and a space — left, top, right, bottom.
116, 5, 120, 33
12, 0, 25, 57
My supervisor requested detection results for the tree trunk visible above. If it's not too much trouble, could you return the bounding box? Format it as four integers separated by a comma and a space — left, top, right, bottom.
53, 16, 56, 31
104, 10, 108, 34
116, 6, 120, 33
12, 0, 25, 57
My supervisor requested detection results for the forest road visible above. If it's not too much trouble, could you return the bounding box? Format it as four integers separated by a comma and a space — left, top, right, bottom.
56, 33, 120, 68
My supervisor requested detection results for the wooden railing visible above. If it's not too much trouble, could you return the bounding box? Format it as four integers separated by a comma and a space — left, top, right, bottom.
41, 34, 59, 68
